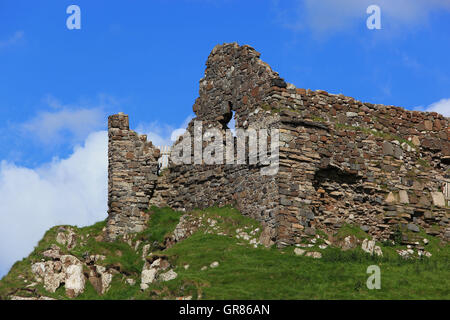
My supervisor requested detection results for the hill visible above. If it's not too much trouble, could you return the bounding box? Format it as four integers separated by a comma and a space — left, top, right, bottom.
1, 206, 449, 300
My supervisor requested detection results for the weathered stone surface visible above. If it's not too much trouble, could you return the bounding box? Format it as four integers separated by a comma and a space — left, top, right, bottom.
341, 235, 358, 250
385, 192, 397, 204
373, 246, 383, 256
407, 223, 420, 233
159, 270, 178, 282
399, 191, 409, 204
106, 113, 160, 241
305, 251, 322, 259
141, 268, 157, 290
61, 255, 85, 298
105, 43, 450, 247
42, 245, 61, 260
31, 255, 86, 298
431, 192, 445, 207
361, 239, 375, 254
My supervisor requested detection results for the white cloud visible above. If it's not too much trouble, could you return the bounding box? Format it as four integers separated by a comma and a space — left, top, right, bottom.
0, 110, 196, 277
20, 95, 116, 146
0, 131, 108, 278
135, 114, 194, 147
418, 98, 450, 117
0, 31, 24, 49
273, 0, 450, 34
22, 108, 105, 145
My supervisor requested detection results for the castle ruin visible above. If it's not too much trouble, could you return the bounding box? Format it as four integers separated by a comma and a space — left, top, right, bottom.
106, 43, 450, 246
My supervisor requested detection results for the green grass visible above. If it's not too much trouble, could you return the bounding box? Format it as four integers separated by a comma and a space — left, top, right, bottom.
1, 206, 449, 300
335, 223, 371, 241
135, 206, 183, 244
144, 233, 449, 299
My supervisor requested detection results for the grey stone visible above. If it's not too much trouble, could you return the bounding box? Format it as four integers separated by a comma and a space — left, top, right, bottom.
407, 223, 420, 233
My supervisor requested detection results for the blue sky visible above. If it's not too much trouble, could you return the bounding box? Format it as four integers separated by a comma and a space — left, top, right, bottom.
0, 0, 449, 277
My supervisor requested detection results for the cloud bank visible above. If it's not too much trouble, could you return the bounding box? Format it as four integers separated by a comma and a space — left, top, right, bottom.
20, 95, 117, 147
418, 98, 450, 117
0, 131, 108, 278
0, 105, 194, 278
22, 107, 105, 145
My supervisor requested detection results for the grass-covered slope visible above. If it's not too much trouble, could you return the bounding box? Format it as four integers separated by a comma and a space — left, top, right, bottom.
0, 206, 449, 300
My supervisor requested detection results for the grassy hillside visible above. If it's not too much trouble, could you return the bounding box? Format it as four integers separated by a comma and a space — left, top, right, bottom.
0, 206, 449, 300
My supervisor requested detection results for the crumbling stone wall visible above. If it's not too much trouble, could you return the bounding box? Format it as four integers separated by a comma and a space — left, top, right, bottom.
107, 43, 449, 246
275, 88, 450, 245
106, 113, 160, 240
159, 43, 282, 242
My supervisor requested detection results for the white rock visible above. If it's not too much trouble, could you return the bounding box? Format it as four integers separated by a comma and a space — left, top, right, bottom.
64, 263, 85, 298
31, 262, 46, 280
150, 258, 161, 268
44, 271, 65, 293
361, 239, 376, 254
184, 264, 190, 270
294, 248, 306, 256
374, 246, 383, 256
66, 230, 77, 250
159, 270, 177, 282
126, 278, 136, 286
423, 238, 429, 245
96, 266, 113, 294
210, 261, 219, 268
56, 232, 67, 245
305, 252, 322, 259
141, 268, 157, 289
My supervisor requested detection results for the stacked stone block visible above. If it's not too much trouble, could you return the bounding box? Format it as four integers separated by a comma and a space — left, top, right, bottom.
106, 113, 160, 240
106, 43, 449, 246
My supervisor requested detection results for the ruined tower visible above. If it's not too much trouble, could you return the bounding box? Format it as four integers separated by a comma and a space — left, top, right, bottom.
106, 113, 160, 240
106, 43, 450, 245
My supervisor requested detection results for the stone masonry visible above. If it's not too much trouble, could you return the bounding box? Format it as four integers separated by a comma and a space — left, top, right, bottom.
107, 43, 450, 246
106, 113, 160, 240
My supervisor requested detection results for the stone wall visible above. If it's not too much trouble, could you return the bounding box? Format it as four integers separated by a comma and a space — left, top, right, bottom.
274, 88, 450, 245
159, 43, 282, 242
106, 43, 449, 246
106, 113, 160, 240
